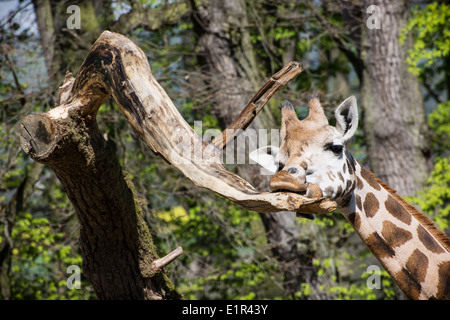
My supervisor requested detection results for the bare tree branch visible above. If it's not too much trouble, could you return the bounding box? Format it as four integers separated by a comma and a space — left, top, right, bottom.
212, 61, 303, 150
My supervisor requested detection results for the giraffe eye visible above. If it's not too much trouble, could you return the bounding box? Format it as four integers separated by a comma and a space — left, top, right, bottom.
326, 143, 344, 155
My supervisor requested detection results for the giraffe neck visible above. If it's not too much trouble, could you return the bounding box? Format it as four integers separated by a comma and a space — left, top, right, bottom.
338, 160, 450, 300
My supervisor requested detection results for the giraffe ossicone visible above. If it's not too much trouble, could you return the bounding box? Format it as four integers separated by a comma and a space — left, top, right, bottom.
250, 96, 450, 300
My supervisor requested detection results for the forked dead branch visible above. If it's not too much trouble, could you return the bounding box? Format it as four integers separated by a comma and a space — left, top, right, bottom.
19, 31, 336, 299
21, 31, 336, 215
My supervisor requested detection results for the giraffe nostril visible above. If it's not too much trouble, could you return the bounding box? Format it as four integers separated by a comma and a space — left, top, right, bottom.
285, 166, 306, 180
286, 167, 298, 175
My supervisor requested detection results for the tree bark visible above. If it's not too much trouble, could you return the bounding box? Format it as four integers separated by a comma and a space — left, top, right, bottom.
361, 0, 432, 196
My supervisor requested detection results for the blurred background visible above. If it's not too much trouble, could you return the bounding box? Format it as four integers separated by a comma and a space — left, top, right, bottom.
0, 0, 449, 300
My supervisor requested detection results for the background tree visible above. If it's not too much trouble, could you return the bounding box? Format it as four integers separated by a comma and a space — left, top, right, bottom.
360, 0, 433, 197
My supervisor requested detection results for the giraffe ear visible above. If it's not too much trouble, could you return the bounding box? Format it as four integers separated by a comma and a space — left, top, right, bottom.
335, 96, 358, 144
249, 146, 280, 174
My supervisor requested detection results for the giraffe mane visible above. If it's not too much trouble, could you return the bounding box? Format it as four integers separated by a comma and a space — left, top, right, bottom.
363, 166, 450, 252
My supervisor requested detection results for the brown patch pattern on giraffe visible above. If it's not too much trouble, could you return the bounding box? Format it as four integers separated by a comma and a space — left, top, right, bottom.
360, 167, 381, 191
355, 194, 362, 211
336, 185, 343, 197
381, 220, 413, 248
363, 192, 379, 218
436, 261, 450, 299
346, 158, 354, 174
347, 212, 361, 230
385, 195, 412, 225
346, 180, 353, 192
365, 232, 395, 258
405, 249, 429, 284
356, 176, 364, 190
417, 225, 445, 254
394, 269, 422, 300
327, 172, 335, 182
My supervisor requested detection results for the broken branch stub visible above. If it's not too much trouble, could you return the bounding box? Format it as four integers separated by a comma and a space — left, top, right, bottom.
20, 31, 336, 216
151, 247, 184, 272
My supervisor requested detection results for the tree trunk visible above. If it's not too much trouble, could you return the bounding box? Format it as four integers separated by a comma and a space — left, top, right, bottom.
361, 0, 432, 196
33, 0, 56, 79
22, 113, 177, 299
19, 33, 184, 300
191, 0, 325, 298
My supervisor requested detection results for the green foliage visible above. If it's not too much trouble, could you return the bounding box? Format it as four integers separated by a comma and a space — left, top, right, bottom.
402, 3, 450, 233
293, 207, 403, 300
408, 157, 450, 231
408, 99, 450, 232
151, 199, 283, 299
181, 261, 278, 300
294, 213, 399, 300
428, 101, 450, 154
400, 3, 450, 77
324, 265, 395, 300
297, 245, 397, 300
10, 213, 94, 300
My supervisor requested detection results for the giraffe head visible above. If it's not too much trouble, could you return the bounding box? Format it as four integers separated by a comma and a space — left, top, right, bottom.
251, 96, 358, 204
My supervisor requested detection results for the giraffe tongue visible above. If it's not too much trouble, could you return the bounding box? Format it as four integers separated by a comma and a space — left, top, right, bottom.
269, 170, 309, 193
305, 183, 323, 198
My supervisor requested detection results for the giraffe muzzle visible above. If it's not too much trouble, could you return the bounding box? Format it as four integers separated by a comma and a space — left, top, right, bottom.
269, 170, 323, 198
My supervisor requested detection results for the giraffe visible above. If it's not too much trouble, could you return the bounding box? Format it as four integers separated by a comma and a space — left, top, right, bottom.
250, 95, 450, 299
